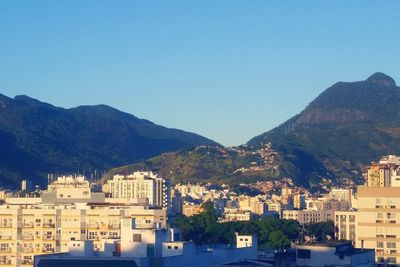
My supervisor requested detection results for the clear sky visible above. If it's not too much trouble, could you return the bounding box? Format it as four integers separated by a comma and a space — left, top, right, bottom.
1, 1, 399, 146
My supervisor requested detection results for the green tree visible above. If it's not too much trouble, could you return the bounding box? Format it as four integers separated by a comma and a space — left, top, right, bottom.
268, 230, 290, 250
305, 220, 334, 241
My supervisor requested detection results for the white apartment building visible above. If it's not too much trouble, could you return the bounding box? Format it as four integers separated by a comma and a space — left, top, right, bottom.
282, 210, 333, 225
0, 176, 167, 267
174, 183, 207, 198
237, 196, 267, 216
104, 172, 171, 209
34, 220, 258, 267
330, 188, 352, 202
294, 241, 375, 267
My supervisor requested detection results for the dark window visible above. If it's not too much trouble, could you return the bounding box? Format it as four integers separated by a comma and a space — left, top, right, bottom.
132, 234, 142, 242
298, 249, 311, 259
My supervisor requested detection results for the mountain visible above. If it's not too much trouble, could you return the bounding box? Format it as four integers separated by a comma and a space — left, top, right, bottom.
102, 144, 280, 186
0, 94, 218, 188
248, 72, 400, 187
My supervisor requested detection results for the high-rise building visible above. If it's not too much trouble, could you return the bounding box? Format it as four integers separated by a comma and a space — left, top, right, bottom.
0, 176, 167, 267
294, 194, 306, 210
21, 180, 33, 191
335, 186, 400, 265
104, 172, 171, 209
367, 155, 400, 187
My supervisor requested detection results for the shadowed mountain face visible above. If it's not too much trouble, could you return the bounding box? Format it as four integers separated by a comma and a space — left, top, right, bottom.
248, 72, 400, 187
0, 94, 218, 188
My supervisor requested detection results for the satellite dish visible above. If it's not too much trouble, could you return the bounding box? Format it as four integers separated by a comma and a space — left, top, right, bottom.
326, 235, 332, 241
305, 236, 311, 243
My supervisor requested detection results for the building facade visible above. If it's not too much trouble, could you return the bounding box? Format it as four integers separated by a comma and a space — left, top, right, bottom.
0, 175, 167, 267
335, 186, 400, 266
104, 172, 171, 209
282, 210, 333, 225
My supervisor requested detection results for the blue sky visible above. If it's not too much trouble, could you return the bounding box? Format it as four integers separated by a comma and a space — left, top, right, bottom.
1, 1, 399, 146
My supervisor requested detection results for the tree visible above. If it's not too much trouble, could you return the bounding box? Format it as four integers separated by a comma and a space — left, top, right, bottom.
268, 230, 290, 250
172, 206, 299, 249
305, 220, 334, 241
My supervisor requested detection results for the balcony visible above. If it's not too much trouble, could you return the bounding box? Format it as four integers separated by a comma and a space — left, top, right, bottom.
108, 224, 120, 229
87, 224, 99, 229
43, 223, 55, 228
21, 247, 34, 253
42, 248, 55, 253
107, 235, 120, 239
0, 224, 12, 228
42, 235, 54, 241
21, 260, 33, 265
0, 260, 11, 265
22, 222, 34, 228
22, 235, 34, 241
0, 236, 12, 240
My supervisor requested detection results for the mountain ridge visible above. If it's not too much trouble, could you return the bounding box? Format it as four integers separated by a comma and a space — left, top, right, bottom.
0, 94, 219, 188
248, 72, 400, 187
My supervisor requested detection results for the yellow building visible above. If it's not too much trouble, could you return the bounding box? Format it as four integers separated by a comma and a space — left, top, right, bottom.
237, 196, 267, 215
0, 202, 166, 267
0, 175, 167, 267
335, 186, 400, 265
367, 164, 390, 187
182, 204, 203, 217
366, 156, 400, 187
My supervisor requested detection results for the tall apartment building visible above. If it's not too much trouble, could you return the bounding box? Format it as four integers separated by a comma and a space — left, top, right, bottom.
367, 155, 400, 187
237, 196, 267, 216
335, 186, 400, 266
293, 194, 306, 210
0, 176, 167, 267
104, 172, 171, 209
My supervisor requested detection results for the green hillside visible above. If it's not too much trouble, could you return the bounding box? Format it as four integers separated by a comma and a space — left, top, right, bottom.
0, 94, 218, 188
248, 73, 400, 187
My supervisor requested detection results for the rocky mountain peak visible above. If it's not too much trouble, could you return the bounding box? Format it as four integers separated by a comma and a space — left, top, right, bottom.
366, 72, 396, 87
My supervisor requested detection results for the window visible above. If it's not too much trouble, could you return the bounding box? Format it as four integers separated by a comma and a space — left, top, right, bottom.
387, 257, 396, 264
132, 234, 142, 242
297, 249, 311, 259
387, 213, 395, 220
387, 242, 396, 249
377, 257, 384, 263
377, 242, 384, 248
